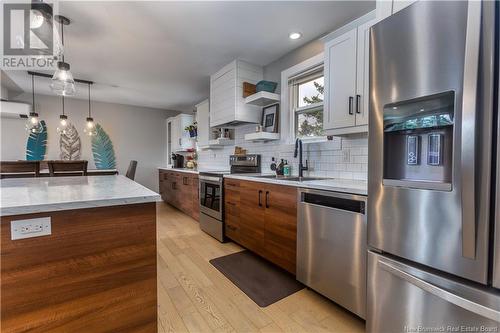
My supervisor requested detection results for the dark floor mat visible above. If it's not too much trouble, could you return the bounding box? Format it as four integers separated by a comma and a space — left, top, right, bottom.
209, 250, 304, 307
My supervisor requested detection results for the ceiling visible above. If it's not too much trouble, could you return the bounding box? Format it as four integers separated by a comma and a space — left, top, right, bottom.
5, 1, 374, 112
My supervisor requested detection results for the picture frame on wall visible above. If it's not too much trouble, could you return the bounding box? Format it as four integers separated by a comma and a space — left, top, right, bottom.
261, 103, 279, 133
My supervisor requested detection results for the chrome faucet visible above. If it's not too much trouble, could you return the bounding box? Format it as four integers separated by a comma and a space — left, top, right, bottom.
294, 138, 308, 178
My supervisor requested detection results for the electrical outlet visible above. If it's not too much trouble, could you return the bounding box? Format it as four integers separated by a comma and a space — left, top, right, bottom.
11, 217, 51, 240
342, 150, 351, 163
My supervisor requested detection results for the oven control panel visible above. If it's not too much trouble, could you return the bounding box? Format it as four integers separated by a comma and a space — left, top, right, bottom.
229, 154, 261, 167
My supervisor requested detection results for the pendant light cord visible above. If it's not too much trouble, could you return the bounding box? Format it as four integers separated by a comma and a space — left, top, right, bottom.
88, 83, 91, 117
60, 19, 65, 62
31, 74, 35, 112
62, 96, 65, 115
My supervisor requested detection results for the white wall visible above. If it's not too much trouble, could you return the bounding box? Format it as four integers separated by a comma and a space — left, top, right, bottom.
198, 33, 368, 180
198, 124, 368, 180
1, 93, 179, 191
1, 85, 8, 99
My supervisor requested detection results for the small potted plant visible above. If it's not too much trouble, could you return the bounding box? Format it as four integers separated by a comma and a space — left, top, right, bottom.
185, 122, 197, 138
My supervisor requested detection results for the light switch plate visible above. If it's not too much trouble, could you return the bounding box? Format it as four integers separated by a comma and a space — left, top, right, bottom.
11, 217, 51, 240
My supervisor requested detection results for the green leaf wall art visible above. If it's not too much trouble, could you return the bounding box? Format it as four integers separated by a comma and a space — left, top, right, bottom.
26, 120, 48, 161
91, 124, 116, 169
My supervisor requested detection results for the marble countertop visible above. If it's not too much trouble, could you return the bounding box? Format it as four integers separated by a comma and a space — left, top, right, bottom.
158, 167, 199, 174
0, 175, 160, 216
224, 174, 367, 196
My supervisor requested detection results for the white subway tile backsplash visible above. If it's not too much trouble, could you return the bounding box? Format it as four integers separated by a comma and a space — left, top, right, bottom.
197, 124, 368, 180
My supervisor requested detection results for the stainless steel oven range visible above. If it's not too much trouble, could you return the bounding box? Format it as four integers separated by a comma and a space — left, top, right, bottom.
199, 154, 260, 242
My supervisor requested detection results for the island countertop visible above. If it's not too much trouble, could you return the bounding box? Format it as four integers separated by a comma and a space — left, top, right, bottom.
0, 175, 160, 216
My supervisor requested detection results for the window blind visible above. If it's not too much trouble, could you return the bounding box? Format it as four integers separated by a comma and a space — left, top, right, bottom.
288, 65, 324, 85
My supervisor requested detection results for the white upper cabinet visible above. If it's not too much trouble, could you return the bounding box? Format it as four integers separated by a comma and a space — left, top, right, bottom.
376, 0, 393, 20
195, 99, 210, 148
392, 0, 417, 14
324, 28, 357, 131
210, 59, 263, 127
376, 0, 418, 20
323, 17, 378, 135
355, 19, 377, 127
167, 114, 194, 155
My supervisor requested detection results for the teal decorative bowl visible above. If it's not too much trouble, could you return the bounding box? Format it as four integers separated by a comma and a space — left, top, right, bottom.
256, 80, 278, 93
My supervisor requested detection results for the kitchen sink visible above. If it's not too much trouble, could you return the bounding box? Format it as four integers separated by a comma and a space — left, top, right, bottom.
251, 175, 329, 182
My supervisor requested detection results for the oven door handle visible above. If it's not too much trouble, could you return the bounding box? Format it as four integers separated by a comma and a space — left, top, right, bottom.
199, 180, 221, 186
199, 175, 222, 183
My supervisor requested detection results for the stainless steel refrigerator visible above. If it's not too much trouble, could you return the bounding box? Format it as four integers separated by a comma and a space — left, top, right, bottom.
368, 1, 500, 331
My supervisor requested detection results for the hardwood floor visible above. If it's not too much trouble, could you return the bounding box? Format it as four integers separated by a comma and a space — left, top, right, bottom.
156, 202, 365, 333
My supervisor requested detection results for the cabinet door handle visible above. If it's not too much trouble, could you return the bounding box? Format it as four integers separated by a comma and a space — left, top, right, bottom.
171, 182, 175, 190
258, 190, 262, 207
265, 191, 270, 208
348, 96, 354, 115
356, 95, 361, 114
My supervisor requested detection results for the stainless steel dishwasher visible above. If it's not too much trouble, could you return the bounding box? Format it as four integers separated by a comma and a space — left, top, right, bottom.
297, 188, 367, 319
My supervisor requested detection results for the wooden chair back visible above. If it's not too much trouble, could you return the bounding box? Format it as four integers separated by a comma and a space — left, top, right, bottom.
48, 160, 88, 177
0, 161, 40, 179
126, 160, 137, 180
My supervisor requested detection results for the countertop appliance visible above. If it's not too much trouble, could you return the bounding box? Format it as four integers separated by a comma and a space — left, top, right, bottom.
199, 154, 261, 242
171, 154, 184, 168
368, 1, 500, 331
297, 188, 367, 318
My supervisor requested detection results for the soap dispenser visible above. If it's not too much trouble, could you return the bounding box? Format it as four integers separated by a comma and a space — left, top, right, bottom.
283, 160, 291, 177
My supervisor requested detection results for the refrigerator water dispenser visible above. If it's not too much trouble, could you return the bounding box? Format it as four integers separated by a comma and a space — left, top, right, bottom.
382, 92, 454, 190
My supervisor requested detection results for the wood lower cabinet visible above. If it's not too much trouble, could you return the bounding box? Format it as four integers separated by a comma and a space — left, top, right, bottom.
159, 169, 199, 221
158, 170, 168, 201
238, 180, 266, 256
191, 175, 200, 221
224, 179, 241, 241
224, 179, 297, 274
263, 183, 297, 274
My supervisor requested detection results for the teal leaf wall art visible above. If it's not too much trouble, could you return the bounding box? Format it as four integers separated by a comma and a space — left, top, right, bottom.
91, 124, 116, 169
26, 120, 47, 161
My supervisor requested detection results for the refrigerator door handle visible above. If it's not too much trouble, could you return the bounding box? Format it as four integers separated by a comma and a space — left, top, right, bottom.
460, 0, 482, 260
378, 258, 500, 322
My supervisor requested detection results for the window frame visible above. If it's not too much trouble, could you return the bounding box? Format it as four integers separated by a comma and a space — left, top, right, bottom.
280, 52, 326, 144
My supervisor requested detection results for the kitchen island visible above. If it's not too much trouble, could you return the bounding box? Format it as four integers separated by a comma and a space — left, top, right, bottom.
0, 175, 160, 333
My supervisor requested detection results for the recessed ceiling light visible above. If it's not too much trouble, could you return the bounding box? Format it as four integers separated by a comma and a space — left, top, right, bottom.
289, 32, 302, 40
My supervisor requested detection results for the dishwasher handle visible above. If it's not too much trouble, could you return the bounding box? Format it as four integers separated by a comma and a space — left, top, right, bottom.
301, 192, 365, 214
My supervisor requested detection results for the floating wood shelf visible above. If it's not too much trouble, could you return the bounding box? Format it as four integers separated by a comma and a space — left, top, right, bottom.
207, 138, 235, 146
244, 91, 280, 107
244, 132, 280, 142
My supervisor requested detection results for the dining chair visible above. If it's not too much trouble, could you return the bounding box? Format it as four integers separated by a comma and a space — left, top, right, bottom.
0, 161, 40, 179
126, 160, 138, 180
48, 160, 88, 177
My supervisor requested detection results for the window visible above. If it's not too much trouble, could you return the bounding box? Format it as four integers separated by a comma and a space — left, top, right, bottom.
290, 66, 325, 139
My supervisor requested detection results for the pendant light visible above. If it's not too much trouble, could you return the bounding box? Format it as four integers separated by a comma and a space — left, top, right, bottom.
50, 15, 75, 96
83, 83, 97, 136
56, 96, 68, 135
25, 74, 42, 133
